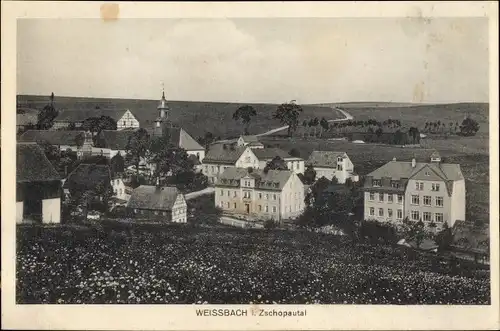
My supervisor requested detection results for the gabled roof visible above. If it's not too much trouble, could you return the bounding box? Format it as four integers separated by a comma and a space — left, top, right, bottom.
253, 148, 300, 161
367, 160, 463, 182
100, 130, 136, 150
19, 130, 86, 146
151, 126, 204, 151
307, 151, 347, 168
16, 112, 38, 126
16, 142, 61, 182
216, 167, 293, 190
204, 145, 249, 164
54, 109, 132, 122
127, 185, 181, 211
63, 164, 111, 191
239, 135, 260, 143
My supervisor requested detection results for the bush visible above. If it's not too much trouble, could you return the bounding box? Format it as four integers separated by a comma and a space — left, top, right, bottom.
264, 219, 278, 230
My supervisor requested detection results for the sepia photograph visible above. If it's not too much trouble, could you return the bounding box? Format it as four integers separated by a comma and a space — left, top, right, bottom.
2, 1, 499, 330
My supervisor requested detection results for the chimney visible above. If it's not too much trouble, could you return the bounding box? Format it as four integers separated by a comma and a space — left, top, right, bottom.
392, 157, 397, 162
411, 158, 416, 168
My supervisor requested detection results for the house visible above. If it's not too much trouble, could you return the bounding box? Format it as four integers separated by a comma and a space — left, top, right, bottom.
110, 176, 132, 202
16, 108, 38, 132
214, 167, 305, 222
19, 130, 92, 155
148, 89, 205, 162
363, 151, 465, 230
52, 109, 140, 130
307, 151, 358, 183
202, 145, 259, 184
127, 184, 187, 223
63, 164, 112, 202
16, 142, 62, 223
253, 148, 305, 174
236, 135, 264, 149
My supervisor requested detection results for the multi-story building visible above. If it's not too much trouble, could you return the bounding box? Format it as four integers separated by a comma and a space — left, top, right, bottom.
52, 109, 140, 130
363, 152, 465, 230
214, 167, 305, 222
253, 148, 305, 174
202, 145, 259, 184
307, 151, 358, 183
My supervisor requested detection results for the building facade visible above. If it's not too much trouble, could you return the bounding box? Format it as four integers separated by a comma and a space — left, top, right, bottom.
253, 148, 305, 174
203, 146, 259, 184
127, 185, 187, 223
52, 109, 140, 130
16, 143, 62, 224
363, 153, 466, 230
307, 151, 358, 183
215, 168, 305, 222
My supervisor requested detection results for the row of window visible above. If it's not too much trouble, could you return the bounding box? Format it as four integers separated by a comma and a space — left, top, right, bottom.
371, 180, 441, 192
368, 193, 403, 203
372, 179, 399, 188
411, 195, 443, 207
220, 190, 278, 201
368, 208, 444, 222
219, 201, 278, 213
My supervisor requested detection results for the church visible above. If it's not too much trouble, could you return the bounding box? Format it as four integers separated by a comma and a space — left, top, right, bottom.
147, 88, 205, 163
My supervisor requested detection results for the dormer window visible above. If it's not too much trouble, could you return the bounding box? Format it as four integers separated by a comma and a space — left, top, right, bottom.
372, 179, 381, 187
391, 181, 399, 188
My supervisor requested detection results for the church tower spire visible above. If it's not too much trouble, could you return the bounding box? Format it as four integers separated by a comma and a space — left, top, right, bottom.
157, 81, 169, 119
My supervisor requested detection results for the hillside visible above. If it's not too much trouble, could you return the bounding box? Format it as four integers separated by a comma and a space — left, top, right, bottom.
16, 95, 343, 139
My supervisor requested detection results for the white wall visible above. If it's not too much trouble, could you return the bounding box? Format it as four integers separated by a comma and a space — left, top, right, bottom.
117, 110, 140, 130
42, 198, 61, 224
171, 194, 187, 223
16, 201, 24, 224
450, 179, 466, 227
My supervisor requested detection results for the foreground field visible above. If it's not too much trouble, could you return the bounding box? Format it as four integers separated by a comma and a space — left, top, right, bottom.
17, 224, 489, 304
16, 95, 343, 139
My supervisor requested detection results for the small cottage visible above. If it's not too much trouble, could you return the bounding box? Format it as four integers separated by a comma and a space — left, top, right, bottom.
127, 185, 187, 223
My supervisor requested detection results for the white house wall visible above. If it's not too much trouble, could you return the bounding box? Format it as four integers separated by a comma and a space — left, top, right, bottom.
171, 194, 187, 223
42, 198, 61, 224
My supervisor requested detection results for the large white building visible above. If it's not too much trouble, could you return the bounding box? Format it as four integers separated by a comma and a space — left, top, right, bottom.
307, 151, 359, 184
363, 151, 466, 230
215, 167, 305, 222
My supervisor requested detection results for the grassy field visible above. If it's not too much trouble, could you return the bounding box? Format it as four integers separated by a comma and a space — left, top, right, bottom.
16, 95, 343, 139
17, 224, 489, 304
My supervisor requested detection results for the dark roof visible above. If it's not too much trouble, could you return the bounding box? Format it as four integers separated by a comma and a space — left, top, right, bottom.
63, 164, 111, 191
366, 160, 464, 181
54, 109, 131, 122
204, 145, 248, 164
16, 143, 61, 182
253, 148, 300, 161
127, 185, 181, 211
307, 151, 347, 168
100, 130, 136, 150
19, 130, 86, 146
216, 167, 293, 190
239, 135, 260, 143
151, 126, 204, 151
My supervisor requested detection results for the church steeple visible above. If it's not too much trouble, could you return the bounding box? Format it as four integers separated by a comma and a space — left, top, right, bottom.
157, 81, 169, 119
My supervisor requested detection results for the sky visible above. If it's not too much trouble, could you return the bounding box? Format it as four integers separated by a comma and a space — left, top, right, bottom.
17, 18, 489, 104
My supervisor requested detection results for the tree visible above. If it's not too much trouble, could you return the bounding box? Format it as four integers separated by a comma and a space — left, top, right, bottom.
312, 117, 320, 137
110, 153, 125, 174
274, 100, 303, 137
289, 148, 301, 158
459, 117, 480, 136
302, 120, 308, 138
74, 132, 85, 149
232, 105, 257, 135
435, 222, 453, 251
319, 117, 329, 138
82, 115, 117, 137
402, 219, 426, 248
303, 164, 316, 185
264, 156, 288, 172
125, 128, 151, 176
37, 92, 58, 130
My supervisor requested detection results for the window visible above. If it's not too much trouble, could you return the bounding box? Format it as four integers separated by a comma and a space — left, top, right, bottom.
233, 203, 237, 209
391, 181, 399, 188
423, 212, 431, 222
423, 196, 432, 206
227, 202, 230, 208
411, 195, 420, 205
373, 179, 381, 187
369, 193, 375, 201
266, 194, 269, 200
388, 209, 393, 218
258, 205, 262, 211
122, 121, 126, 126
435, 196, 444, 207
273, 206, 277, 213
337, 164, 343, 171
397, 195, 403, 203
378, 193, 384, 202
220, 201, 224, 208
432, 183, 440, 192
425, 171, 431, 176
258, 193, 262, 199
265, 205, 269, 212
415, 182, 424, 191
411, 210, 420, 221
212, 166, 215, 172
273, 194, 277, 200
387, 194, 393, 203
435, 213, 444, 222
233, 191, 237, 197
220, 190, 223, 196
397, 209, 403, 219
369, 207, 375, 216
378, 208, 384, 217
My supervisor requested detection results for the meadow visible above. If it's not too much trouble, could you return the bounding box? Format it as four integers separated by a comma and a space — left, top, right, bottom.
16, 224, 489, 304
16, 95, 343, 139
